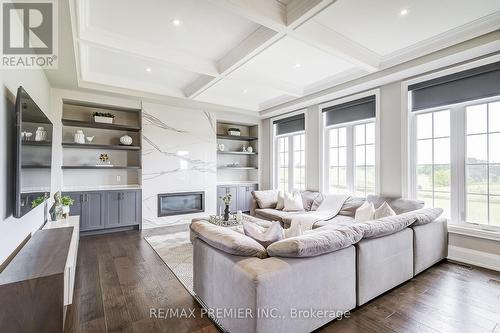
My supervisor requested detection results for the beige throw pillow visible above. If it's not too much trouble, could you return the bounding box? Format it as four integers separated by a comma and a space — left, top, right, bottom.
283, 191, 304, 212
354, 201, 375, 222
374, 201, 396, 219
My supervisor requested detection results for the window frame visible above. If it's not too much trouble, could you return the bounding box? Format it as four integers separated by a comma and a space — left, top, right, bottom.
272, 111, 307, 192
408, 95, 500, 231
319, 90, 380, 195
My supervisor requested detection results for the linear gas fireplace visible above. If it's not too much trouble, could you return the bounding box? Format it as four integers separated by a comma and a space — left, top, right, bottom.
157, 191, 205, 217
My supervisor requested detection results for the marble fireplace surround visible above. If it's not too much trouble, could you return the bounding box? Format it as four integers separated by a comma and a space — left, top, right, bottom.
142, 102, 217, 229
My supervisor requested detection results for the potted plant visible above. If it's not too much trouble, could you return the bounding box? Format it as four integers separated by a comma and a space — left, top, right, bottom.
92, 112, 115, 124
219, 194, 232, 221
31, 195, 46, 208
61, 195, 74, 218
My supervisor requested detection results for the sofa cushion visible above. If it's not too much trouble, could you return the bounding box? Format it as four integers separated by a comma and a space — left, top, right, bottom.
312, 215, 355, 229
190, 220, 267, 258
352, 214, 417, 239
408, 207, 443, 226
301, 190, 324, 211
276, 191, 285, 210
252, 190, 279, 209
255, 208, 304, 222
367, 195, 424, 215
267, 225, 363, 258
338, 196, 365, 217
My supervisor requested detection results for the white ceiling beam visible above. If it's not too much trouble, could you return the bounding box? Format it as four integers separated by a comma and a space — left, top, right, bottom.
206, 0, 286, 31
290, 21, 381, 72
286, 0, 335, 27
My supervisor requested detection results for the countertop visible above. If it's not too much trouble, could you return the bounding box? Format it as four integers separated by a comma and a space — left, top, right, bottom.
62, 184, 142, 192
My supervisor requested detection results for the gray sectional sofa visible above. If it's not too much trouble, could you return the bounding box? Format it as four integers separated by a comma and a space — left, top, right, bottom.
190, 191, 448, 333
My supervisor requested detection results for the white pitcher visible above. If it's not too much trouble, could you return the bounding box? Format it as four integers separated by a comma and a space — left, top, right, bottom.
35, 127, 47, 141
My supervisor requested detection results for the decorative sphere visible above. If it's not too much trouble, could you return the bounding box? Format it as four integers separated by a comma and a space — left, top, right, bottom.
120, 135, 133, 145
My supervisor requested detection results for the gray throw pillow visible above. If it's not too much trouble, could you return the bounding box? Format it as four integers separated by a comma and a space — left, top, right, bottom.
251, 190, 279, 209
338, 196, 366, 217
242, 220, 284, 248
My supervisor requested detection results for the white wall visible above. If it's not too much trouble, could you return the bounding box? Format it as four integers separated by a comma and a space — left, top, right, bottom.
0, 68, 52, 266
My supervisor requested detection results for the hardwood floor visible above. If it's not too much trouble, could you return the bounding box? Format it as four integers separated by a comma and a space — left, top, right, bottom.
65, 227, 500, 333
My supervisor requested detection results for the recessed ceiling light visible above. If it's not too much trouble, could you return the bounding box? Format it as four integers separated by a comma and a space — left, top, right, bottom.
145, 67, 152, 73
400, 8, 409, 16
295, 63, 301, 68
242, 89, 248, 94
172, 18, 182, 26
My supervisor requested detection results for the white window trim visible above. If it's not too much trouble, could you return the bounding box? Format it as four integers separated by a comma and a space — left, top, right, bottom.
271, 110, 307, 191
319, 89, 380, 194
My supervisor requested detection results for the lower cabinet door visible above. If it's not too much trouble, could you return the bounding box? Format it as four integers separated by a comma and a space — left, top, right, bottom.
237, 185, 249, 212
120, 190, 140, 226
104, 191, 121, 228
80, 192, 104, 231
63, 192, 82, 217
227, 185, 238, 213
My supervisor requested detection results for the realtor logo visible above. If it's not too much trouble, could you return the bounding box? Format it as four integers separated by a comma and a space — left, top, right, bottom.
1, 0, 58, 68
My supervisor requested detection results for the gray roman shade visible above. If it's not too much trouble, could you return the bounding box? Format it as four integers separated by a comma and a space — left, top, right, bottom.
273, 113, 305, 135
409, 61, 500, 111
323, 95, 376, 127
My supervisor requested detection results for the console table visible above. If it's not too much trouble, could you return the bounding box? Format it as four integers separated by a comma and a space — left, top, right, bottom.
0, 216, 79, 332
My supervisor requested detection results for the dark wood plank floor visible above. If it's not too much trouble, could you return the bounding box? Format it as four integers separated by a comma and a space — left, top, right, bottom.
65, 226, 500, 333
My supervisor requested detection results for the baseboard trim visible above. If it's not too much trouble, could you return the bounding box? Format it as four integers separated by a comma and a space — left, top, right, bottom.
448, 245, 500, 272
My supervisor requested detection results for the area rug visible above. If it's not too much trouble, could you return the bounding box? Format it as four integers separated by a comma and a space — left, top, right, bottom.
144, 231, 194, 295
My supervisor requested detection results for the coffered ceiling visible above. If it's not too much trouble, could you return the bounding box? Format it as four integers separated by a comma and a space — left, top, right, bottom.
70, 0, 500, 113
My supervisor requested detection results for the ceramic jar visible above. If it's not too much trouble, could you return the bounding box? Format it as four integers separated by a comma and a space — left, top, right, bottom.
247, 146, 253, 153
120, 134, 133, 146
35, 127, 47, 141
74, 130, 85, 144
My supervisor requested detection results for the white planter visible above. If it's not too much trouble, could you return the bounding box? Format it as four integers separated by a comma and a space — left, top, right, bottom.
94, 116, 114, 124
62, 205, 70, 215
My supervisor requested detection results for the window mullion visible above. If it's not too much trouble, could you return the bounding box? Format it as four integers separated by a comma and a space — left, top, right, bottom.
451, 105, 465, 224
288, 135, 294, 192
346, 125, 354, 194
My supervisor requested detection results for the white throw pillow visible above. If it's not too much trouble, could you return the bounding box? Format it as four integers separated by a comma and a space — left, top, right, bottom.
374, 201, 396, 219
275, 191, 285, 210
283, 191, 304, 212
354, 201, 375, 222
243, 220, 284, 248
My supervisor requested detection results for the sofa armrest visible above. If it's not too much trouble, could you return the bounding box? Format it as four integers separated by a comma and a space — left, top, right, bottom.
250, 197, 258, 216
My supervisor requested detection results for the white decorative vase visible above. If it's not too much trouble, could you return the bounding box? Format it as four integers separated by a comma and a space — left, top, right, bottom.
74, 130, 85, 144
35, 127, 47, 141
62, 205, 70, 214
247, 146, 253, 153
120, 134, 133, 146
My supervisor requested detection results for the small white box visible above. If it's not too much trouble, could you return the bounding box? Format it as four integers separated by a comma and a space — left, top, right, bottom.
94, 116, 113, 124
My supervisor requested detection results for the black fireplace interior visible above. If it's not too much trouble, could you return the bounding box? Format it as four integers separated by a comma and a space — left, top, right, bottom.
158, 191, 205, 217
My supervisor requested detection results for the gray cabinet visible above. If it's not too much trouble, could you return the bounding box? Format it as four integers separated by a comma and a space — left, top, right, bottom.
217, 183, 258, 214
104, 190, 141, 228
237, 184, 258, 213
63, 189, 141, 233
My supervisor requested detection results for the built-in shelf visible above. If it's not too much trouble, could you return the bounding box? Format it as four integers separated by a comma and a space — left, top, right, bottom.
217, 134, 258, 141
62, 166, 140, 170
22, 141, 52, 146
62, 119, 141, 132
62, 142, 140, 150
217, 151, 257, 155
218, 166, 258, 170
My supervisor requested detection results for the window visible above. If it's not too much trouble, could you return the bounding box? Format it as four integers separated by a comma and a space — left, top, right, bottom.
465, 102, 500, 225
324, 120, 377, 195
354, 123, 376, 196
414, 110, 451, 218
273, 113, 306, 192
327, 127, 347, 192
410, 98, 500, 227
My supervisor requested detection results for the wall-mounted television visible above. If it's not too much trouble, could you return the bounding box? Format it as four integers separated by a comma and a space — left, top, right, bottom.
14, 87, 53, 218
